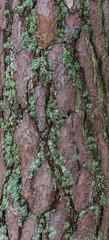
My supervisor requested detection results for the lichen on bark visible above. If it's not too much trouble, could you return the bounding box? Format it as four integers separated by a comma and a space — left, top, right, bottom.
0, 0, 109, 239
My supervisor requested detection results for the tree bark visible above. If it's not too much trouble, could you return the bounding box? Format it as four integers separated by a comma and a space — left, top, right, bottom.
0, 0, 109, 239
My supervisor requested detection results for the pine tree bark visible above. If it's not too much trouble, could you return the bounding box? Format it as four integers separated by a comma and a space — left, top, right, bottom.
0, 0, 109, 239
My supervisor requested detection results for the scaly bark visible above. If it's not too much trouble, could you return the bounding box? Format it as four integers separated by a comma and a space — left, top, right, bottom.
0, 0, 109, 239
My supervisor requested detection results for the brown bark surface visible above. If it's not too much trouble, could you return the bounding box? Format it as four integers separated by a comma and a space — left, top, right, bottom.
0, 0, 109, 239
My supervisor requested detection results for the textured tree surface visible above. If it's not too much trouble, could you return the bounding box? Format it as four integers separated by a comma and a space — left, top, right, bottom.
0, 0, 109, 239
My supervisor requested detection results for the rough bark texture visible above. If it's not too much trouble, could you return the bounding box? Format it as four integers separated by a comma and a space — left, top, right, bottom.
0, 0, 109, 239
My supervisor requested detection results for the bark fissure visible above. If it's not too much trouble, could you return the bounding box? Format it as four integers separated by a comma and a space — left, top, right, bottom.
0, 0, 109, 239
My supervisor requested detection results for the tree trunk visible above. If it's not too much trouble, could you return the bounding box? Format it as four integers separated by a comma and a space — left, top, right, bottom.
0, 0, 109, 239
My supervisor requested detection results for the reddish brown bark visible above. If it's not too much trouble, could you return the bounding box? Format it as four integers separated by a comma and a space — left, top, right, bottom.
0, 0, 109, 239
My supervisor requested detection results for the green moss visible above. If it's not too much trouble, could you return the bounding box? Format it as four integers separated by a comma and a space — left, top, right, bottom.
34, 212, 51, 240
62, 46, 84, 116
4, 54, 17, 105
25, 83, 36, 119
61, 48, 73, 68
84, 128, 97, 150
0, 1, 29, 230
46, 97, 74, 191
14, 0, 33, 14
56, 1, 68, 42
79, 209, 86, 217
2, 0, 108, 238
86, 0, 108, 143
98, 0, 108, 52
21, 10, 38, 50
0, 225, 8, 240
3, 132, 20, 166
32, 82, 75, 238
49, 226, 57, 238
86, 32, 109, 141
91, 158, 106, 234
73, 29, 79, 39
65, 234, 73, 240
29, 138, 45, 178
